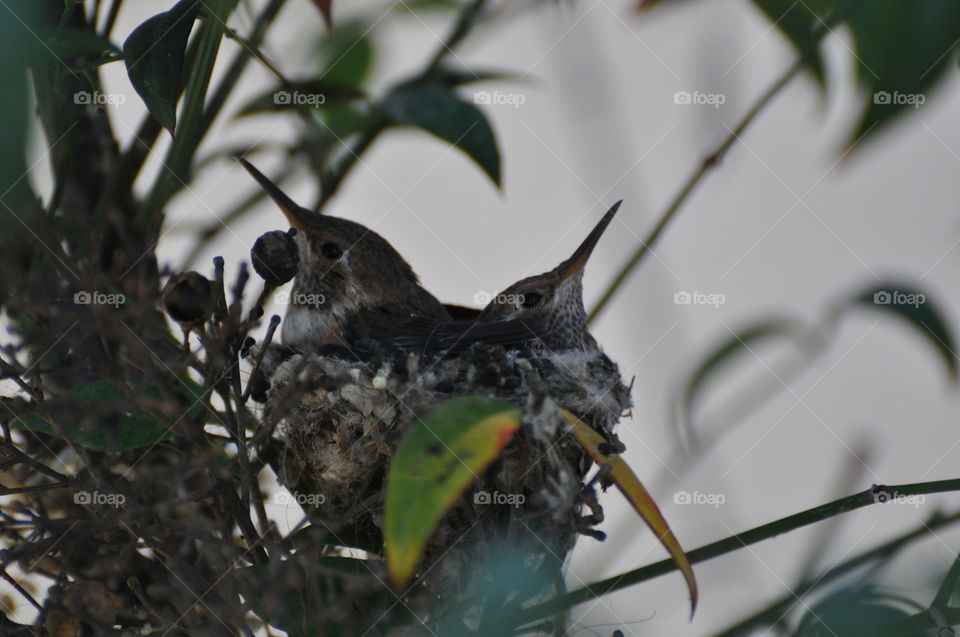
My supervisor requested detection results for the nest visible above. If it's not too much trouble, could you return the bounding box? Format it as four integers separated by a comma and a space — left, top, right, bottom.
255, 342, 631, 631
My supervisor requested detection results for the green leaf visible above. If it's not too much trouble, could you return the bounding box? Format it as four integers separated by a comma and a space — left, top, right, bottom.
677, 319, 805, 449
385, 396, 521, 588
846, 1, 960, 145
381, 82, 501, 187
391, 0, 459, 12
236, 557, 360, 635
796, 588, 915, 637
9, 378, 201, 451
122, 0, 200, 133
236, 555, 416, 635
749, 0, 834, 84
39, 27, 119, 60
425, 62, 517, 87
237, 80, 363, 117
842, 283, 957, 382
316, 21, 373, 91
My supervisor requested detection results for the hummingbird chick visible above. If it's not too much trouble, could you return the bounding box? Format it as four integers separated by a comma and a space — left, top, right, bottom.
239, 158, 544, 359
478, 201, 621, 353
397, 202, 622, 358
477, 201, 630, 447
237, 158, 450, 354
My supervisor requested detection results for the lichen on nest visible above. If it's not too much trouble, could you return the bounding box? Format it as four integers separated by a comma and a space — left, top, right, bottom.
253, 340, 631, 622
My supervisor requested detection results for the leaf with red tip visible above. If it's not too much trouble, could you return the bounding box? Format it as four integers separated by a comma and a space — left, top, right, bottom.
563, 409, 699, 616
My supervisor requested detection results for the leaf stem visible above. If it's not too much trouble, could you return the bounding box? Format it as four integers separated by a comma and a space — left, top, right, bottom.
587, 57, 804, 324
713, 510, 960, 636
512, 479, 960, 626
140, 6, 229, 223
587, 0, 863, 323
316, 0, 489, 209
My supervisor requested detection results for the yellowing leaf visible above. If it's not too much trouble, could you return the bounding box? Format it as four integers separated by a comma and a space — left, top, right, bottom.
562, 409, 698, 616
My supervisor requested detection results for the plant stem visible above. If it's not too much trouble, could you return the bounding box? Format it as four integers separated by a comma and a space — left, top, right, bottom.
100, 0, 123, 37
512, 479, 960, 626
587, 57, 804, 324
140, 8, 229, 223
587, 0, 864, 324
316, 0, 488, 209
713, 510, 960, 636
199, 0, 287, 136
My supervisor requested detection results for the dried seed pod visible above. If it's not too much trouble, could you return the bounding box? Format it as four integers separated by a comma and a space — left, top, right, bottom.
251, 228, 299, 285
162, 272, 213, 329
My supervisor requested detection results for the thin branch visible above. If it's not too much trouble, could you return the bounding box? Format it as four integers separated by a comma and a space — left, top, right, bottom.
587, 56, 804, 324
713, 510, 960, 636
933, 551, 960, 609
512, 479, 960, 626
316, 0, 489, 209
588, 0, 864, 323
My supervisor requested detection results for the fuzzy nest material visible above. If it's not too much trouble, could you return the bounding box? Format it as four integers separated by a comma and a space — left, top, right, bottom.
255, 341, 631, 630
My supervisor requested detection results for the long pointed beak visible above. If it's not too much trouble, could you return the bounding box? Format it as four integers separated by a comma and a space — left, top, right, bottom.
236, 157, 315, 231
556, 200, 622, 280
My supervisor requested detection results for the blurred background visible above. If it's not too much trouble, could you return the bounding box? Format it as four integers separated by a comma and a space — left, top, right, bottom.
22, 0, 960, 634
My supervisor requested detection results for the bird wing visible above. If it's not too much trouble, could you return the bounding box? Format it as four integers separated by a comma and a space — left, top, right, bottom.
348, 305, 546, 356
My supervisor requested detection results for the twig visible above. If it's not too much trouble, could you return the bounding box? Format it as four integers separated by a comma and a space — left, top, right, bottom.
933, 551, 960, 609
316, 0, 489, 209
587, 57, 804, 324
512, 479, 960, 626
713, 510, 960, 636
100, 0, 123, 37
0, 567, 41, 611
241, 314, 281, 404
587, 0, 864, 323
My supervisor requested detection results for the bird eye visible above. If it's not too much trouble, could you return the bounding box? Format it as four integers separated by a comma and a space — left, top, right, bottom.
522, 292, 543, 309
320, 242, 343, 259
